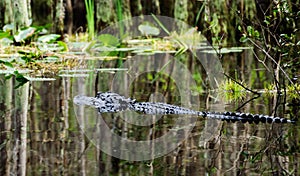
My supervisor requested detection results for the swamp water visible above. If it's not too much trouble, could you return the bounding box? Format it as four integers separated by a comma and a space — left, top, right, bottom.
0, 45, 299, 175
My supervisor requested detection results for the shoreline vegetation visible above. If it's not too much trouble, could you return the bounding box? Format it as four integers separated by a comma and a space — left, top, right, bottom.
0, 0, 299, 98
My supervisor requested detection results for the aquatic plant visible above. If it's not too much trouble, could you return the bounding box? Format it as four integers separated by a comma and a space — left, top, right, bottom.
218, 79, 247, 102
238, 0, 299, 97
84, 0, 95, 40
264, 83, 300, 99
0, 24, 61, 46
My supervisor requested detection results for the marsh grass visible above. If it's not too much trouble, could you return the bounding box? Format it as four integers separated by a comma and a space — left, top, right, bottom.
218, 80, 247, 102
264, 83, 300, 99
84, 0, 95, 40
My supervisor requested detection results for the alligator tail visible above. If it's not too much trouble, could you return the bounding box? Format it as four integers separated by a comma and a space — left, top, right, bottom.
199, 111, 295, 124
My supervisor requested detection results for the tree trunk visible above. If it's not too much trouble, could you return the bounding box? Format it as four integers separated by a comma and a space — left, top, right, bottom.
160, 0, 174, 17
4, 0, 31, 33
54, 0, 64, 35
65, 0, 73, 35
14, 0, 30, 28
121, 0, 132, 21
96, 0, 116, 31
174, 0, 188, 30
130, 0, 142, 16
142, 0, 160, 15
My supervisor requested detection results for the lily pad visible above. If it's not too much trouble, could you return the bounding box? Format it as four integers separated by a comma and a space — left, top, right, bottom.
200, 47, 244, 54
14, 27, 35, 42
98, 34, 120, 47
26, 77, 56, 81
59, 74, 90, 78
3, 24, 14, 32
38, 34, 61, 43
138, 22, 160, 36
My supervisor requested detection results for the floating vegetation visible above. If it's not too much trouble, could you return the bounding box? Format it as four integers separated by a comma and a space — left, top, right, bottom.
263, 83, 300, 99
218, 79, 247, 102
263, 83, 276, 97
0, 23, 83, 82
96, 68, 128, 72
138, 22, 160, 36
287, 84, 300, 99
58, 73, 90, 78
0, 49, 81, 78
200, 47, 252, 54
24, 77, 56, 82
125, 38, 175, 52
0, 20, 254, 91
57, 67, 128, 77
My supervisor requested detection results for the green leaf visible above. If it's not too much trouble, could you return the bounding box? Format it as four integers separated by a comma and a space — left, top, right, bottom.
5, 74, 13, 80
3, 24, 14, 32
98, 34, 120, 47
14, 27, 36, 42
254, 30, 260, 38
263, 19, 270, 25
240, 35, 248, 43
0, 59, 13, 67
138, 22, 160, 36
0, 37, 13, 45
237, 25, 242, 31
38, 34, 61, 43
18, 50, 29, 55
13, 71, 29, 89
57, 41, 68, 51
21, 56, 35, 63
0, 31, 11, 39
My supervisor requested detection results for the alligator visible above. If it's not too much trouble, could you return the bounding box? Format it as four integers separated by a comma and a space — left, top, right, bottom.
73, 92, 295, 124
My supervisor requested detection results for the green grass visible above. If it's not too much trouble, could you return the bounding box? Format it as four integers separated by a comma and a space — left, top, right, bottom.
218, 79, 247, 102
84, 0, 95, 40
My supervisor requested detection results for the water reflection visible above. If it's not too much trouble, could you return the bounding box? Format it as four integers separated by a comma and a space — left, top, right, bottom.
0, 52, 299, 175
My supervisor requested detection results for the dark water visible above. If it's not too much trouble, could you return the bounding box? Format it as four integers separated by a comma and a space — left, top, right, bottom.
0, 51, 299, 175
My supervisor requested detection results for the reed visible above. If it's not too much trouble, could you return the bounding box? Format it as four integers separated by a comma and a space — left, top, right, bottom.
115, 0, 124, 36
84, 0, 95, 40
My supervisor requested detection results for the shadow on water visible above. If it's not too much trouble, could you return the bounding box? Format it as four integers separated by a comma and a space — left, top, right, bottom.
0, 50, 299, 175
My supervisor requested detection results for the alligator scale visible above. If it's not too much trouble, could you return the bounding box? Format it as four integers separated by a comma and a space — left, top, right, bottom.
73, 92, 295, 124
